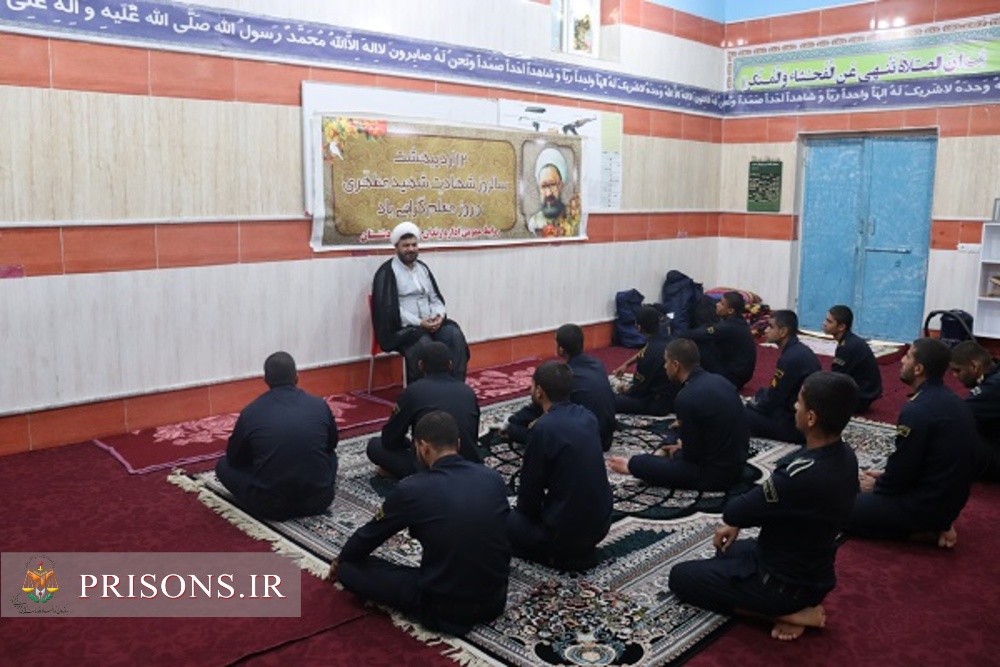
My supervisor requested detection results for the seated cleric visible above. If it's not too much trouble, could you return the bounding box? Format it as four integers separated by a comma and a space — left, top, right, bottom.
215, 351, 339, 521
372, 221, 470, 381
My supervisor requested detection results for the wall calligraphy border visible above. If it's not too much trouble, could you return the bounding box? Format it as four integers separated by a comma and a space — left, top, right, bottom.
4, 0, 1000, 117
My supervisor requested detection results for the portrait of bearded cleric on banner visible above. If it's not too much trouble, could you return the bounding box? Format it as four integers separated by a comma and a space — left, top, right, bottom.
523, 144, 582, 238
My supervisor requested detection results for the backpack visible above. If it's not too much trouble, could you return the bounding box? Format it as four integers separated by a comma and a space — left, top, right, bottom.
922, 310, 974, 347
659, 270, 704, 334
613, 288, 647, 348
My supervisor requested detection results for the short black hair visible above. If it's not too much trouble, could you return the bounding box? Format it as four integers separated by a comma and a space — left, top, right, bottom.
911, 337, 951, 380
666, 338, 700, 369
951, 340, 992, 366
420, 342, 452, 374
800, 371, 858, 435
635, 306, 662, 335
771, 309, 799, 334
263, 351, 297, 388
533, 360, 573, 403
413, 410, 460, 450
722, 291, 746, 315
555, 324, 584, 357
828, 305, 854, 331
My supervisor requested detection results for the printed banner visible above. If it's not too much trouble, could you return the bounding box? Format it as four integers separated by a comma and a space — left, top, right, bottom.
2, 1, 999, 117
313, 119, 583, 248
734, 39, 997, 91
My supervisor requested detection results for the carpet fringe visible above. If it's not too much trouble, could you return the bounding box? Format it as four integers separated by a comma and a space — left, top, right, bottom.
169, 471, 496, 664
167, 469, 331, 580
385, 613, 497, 666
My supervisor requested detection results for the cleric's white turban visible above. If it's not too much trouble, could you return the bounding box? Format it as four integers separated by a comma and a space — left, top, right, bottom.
390, 221, 421, 246
535, 147, 568, 183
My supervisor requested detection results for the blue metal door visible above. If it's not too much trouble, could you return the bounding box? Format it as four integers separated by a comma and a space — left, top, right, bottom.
798, 138, 866, 331
798, 135, 935, 342
855, 136, 935, 340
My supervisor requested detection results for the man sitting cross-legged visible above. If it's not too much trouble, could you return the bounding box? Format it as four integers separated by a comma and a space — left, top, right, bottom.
745, 310, 821, 444
503, 323, 617, 451
677, 290, 757, 390
823, 304, 882, 413
334, 411, 510, 637
607, 338, 749, 491
366, 342, 481, 480
215, 351, 339, 521
848, 338, 978, 547
669, 371, 860, 642
613, 306, 679, 417
508, 361, 613, 571
949, 340, 1000, 482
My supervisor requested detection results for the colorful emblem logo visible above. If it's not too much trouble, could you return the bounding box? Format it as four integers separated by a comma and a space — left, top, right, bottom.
21, 557, 59, 604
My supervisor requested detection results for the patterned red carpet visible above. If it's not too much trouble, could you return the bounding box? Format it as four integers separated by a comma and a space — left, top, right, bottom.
4, 344, 997, 666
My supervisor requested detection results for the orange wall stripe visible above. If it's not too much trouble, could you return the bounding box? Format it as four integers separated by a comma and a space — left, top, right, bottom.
0, 322, 616, 456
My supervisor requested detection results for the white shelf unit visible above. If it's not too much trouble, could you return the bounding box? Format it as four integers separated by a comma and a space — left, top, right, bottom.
975, 221, 1000, 338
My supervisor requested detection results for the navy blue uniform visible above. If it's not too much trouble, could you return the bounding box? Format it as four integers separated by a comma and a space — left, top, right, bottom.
367, 372, 481, 479
849, 380, 978, 539
215, 385, 338, 521
831, 331, 882, 412
679, 314, 757, 390
967, 366, 1000, 481
628, 368, 749, 491
746, 336, 820, 444
670, 441, 859, 616
338, 454, 510, 636
507, 353, 617, 450
508, 402, 613, 569
615, 331, 678, 416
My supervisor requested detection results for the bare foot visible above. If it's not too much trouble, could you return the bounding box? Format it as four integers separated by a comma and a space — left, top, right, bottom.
938, 525, 958, 549
374, 465, 395, 480
777, 605, 826, 629
607, 456, 630, 474
771, 621, 806, 641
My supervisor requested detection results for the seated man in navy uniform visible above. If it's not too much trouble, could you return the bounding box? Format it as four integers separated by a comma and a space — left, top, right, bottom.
850, 338, 978, 547
335, 411, 510, 636
608, 338, 749, 491
371, 221, 469, 381
367, 342, 480, 480
822, 305, 882, 413
215, 351, 339, 521
678, 291, 757, 390
670, 371, 860, 641
950, 340, 1000, 481
504, 323, 617, 450
508, 361, 613, 571
746, 310, 821, 444
614, 306, 678, 416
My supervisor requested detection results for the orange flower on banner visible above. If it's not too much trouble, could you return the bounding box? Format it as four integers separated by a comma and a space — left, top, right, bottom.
322, 117, 387, 162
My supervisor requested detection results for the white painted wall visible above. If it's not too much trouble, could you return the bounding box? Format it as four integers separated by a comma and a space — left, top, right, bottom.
3, 237, 719, 414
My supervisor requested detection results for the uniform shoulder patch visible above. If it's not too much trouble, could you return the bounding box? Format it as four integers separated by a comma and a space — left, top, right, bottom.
971, 386, 982, 397
896, 424, 911, 438
786, 458, 815, 477
374, 505, 385, 521
391, 404, 401, 415
832, 357, 846, 367
763, 477, 779, 503
706, 326, 716, 334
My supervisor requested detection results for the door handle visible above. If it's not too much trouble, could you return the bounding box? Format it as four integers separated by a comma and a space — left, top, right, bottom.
864, 247, 912, 254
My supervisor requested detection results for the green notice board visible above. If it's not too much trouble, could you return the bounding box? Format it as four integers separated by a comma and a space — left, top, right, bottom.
747, 161, 782, 212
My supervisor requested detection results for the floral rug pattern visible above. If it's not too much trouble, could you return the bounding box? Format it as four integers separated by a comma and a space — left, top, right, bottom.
172, 399, 898, 666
